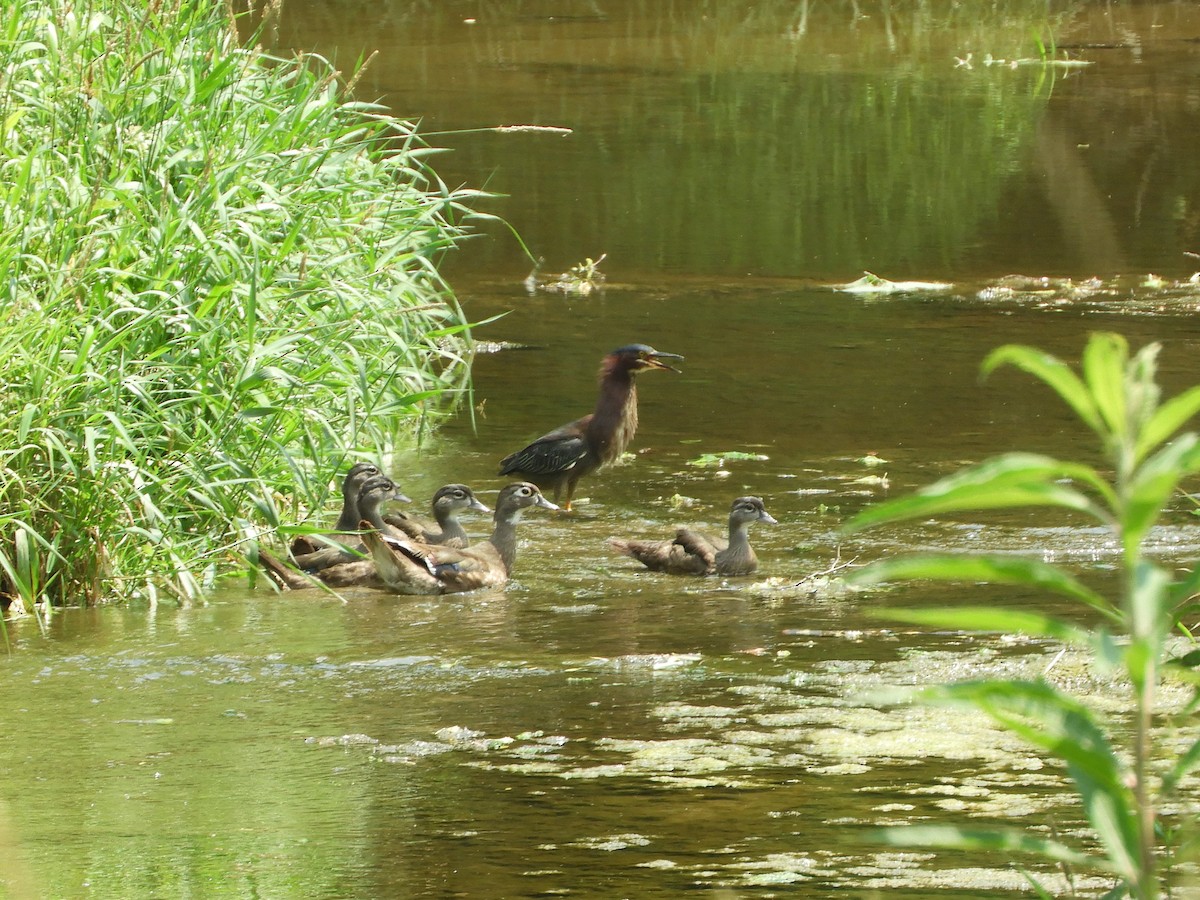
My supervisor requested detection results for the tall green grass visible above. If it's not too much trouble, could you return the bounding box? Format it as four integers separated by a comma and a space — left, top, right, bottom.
0, 0, 481, 608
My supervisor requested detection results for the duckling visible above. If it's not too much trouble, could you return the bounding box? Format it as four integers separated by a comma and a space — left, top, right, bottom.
287, 474, 408, 572
362, 482, 557, 595
288, 462, 410, 557
259, 475, 401, 590
384, 484, 490, 548
609, 496, 777, 576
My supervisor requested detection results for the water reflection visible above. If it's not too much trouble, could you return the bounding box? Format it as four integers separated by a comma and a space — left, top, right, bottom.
273, 0, 1200, 280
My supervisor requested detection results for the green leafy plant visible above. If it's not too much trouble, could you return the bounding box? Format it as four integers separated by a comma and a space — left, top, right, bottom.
0, 0, 481, 608
845, 333, 1200, 898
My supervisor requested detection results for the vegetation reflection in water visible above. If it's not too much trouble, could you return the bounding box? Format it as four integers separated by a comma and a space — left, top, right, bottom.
286, 0, 1200, 281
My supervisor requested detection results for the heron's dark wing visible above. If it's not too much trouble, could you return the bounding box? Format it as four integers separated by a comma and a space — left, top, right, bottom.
498, 416, 591, 477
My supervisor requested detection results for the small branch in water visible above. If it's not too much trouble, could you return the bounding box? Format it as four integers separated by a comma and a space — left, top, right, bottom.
795, 545, 859, 585
421, 124, 573, 138
492, 125, 573, 135
1043, 645, 1068, 676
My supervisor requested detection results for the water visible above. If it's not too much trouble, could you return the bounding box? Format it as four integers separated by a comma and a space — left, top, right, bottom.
5, 2, 1200, 896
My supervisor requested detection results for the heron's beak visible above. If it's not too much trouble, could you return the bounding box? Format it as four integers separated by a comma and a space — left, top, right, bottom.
647, 351, 683, 373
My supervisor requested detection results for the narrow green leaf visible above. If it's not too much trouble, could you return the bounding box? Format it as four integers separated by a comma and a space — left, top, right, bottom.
1019, 872, 1056, 900
849, 554, 1116, 620
1162, 735, 1200, 794
1124, 435, 1200, 553
1136, 387, 1200, 464
982, 344, 1103, 435
870, 605, 1097, 644
1129, 561, 1171, 646
867, 824, 1097, 869
1082, 332, 1129, 441
928, 680, 1140, 883
845, 452, 1110, 533
17, 403, 35, 443
1168, 560, 1200, 613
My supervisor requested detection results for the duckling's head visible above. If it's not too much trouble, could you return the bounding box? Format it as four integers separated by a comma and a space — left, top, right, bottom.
729, 496, 777, 527
432, 484, 491, 515
494, 482, 559, 523
358, 475, 411, 515
343, 462, 382, 496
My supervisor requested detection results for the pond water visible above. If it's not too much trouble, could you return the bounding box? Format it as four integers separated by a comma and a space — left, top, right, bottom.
4, 1, 1200, 897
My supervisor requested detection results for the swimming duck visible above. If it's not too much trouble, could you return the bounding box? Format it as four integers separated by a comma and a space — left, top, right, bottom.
362, 482, 557, 595
288, 462, 410, 557
285, 474, 409, 573
384, 484, 490, 548
609, 496, 777, 576
497, 344, 682, 511
259, 475, 402, 590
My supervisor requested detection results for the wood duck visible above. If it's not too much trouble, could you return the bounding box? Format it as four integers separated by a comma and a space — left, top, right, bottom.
497, 344, 682, 511
288, 462, 411, 557
284, 474, 407, 573
259, 475, 402, 590
384, 484, 490, 548
609, 496, 777, 576
361, 482, 557, 595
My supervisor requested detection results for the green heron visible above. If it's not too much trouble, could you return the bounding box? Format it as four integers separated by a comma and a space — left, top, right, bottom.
288, 462, 411, 557
260, 475, 402, 589
361, 482, 557, 595
609, 496, 778, 576
497, 344, 683, 511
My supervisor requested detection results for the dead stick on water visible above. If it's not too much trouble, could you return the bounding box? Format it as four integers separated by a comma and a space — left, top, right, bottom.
796, 546, 858, 584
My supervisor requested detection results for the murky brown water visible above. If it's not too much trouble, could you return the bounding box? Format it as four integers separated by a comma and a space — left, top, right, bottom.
4, 2, 1200, 897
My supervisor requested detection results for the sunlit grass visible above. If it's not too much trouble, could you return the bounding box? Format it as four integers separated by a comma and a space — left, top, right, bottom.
0, 0, 481, 608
